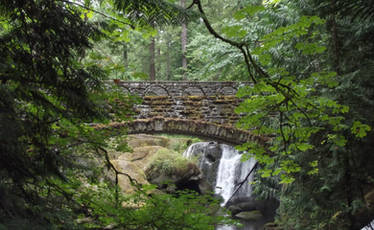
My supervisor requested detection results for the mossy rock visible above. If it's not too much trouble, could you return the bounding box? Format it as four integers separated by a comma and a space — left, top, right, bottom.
187, 96, 205, 100
144, 95, 169, 100
112, 159, 149, 193
108, 134, 202, 194
145, 148, 198, 178
145, 148, 201, 192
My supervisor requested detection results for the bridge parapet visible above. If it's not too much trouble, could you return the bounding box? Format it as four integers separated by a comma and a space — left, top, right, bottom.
115, 81, 250, 97
115, 81, 251, 126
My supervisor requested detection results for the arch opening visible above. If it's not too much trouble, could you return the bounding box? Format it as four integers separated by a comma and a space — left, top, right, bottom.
99, 117, 266, 146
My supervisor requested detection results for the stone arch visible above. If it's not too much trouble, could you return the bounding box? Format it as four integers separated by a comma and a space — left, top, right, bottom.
120, 87, 131, 94
144, 85, 170, 96
99, 118, 267, 146
183, 86, 206, 96
219, 86, 237, 95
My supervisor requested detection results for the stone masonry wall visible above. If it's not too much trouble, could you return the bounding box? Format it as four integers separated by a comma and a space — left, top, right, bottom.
115, 81, 251, 126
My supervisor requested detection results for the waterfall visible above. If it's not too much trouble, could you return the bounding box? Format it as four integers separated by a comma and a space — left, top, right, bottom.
183, 142, 256, 205
362, 220, 374, 230
215, 145, 256, 206
214, 145, 242, 205
183, 142, 260, 230
183, 142, 209, 160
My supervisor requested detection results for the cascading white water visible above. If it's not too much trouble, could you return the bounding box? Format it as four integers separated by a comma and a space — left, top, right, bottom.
362, 220, 374, 230
183, 142, 211, 168
183, 142, 258, 230
215, 145, 243, 205
184, 143, 256, 206
215, 144, 256, 206
215, 145, 257, 230
183, 142, 206, 159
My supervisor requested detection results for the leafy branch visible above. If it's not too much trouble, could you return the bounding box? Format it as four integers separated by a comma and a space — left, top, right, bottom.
60, 0, 136, 28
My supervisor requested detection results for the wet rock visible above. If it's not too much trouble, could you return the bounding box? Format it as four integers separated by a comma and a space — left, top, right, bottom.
183, 142, 222, 193
264, 222, 282, 230
227, 198, 279, 220
234, 210, 263, 220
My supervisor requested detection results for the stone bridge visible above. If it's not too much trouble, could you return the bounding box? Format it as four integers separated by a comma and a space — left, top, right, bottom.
107, 81, 263, 145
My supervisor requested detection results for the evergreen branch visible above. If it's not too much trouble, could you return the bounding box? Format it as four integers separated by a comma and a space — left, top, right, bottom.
97, 146, 141, 207
186, 0, 195, 10
193, 0, 243, 47
240, 45, 256, 83
191, 0, 257, 83
60, 0, 135, 28
97, 146, 140, 187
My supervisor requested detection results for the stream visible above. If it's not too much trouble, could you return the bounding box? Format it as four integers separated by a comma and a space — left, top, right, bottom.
183, 142, 273, 230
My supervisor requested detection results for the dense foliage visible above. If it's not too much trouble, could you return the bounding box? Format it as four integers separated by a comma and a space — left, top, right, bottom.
0, 0, 226, 229
191, 0, 374, 229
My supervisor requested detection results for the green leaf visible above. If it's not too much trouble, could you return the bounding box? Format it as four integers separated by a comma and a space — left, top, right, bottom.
260, 168, 272, 178
280, 174, 295, 184
221, 25, 247, 38
296, 143, 314, 152
327, 134, 347, 147
351, 121, 372, 138
295, 42, 326, 55
234, 5, 265, 20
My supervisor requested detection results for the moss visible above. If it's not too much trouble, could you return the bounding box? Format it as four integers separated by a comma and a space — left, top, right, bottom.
145, 148, 193, 179
153, 107, 166, 112
214, 95, 238, 104
187, 95, 205, 100
144, 95, 170, 100
149, 112, 163, 117
149, 100, 173, 105
214, 99, 233, 104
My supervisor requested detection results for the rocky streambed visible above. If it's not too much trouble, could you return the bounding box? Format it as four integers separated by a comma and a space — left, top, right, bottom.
109, 134, 279, 230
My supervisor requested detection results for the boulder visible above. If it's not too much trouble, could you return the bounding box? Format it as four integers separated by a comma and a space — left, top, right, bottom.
145, 148, 202, 193
234, 210, 263, 220
109, 134, 197, 194
183, 142, 222, 192
264, 222, 282, 230
227, 197, 279, 220
111, 145, 164, 193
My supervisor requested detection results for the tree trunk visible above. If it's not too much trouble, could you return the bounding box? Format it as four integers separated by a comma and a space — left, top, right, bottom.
330, 0, 341, 75
123, 43, 128, 70
156, 38, 161, 78
149, 36, 156, 81
166, 36, 171, 80
181, 0, 188, 80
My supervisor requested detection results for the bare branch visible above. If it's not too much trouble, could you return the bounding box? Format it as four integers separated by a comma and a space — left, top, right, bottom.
225, 162, 258, 206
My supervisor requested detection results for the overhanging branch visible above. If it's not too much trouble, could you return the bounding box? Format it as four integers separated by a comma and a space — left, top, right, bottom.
225, 162, 258, 206
60, 0, 135, 28
191, 0, 257, 83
